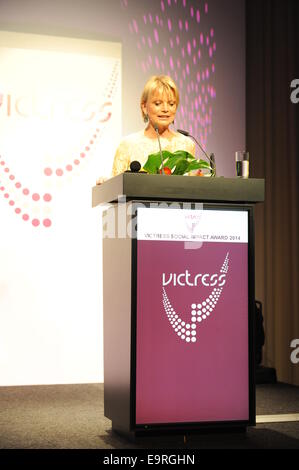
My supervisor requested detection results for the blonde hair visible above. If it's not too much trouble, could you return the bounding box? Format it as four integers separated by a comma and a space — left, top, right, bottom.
140, 75, 179, 119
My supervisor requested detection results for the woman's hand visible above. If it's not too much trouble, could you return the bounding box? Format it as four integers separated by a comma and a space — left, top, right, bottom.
96, 176, 108, 185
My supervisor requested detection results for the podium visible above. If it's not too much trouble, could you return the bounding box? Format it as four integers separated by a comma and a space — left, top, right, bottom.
92, 174, 264, 438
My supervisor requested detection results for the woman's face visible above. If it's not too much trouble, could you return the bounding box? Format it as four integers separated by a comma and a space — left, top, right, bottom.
142, 87, 177, 130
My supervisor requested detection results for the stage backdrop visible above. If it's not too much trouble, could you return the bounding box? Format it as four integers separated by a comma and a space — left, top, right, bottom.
0, 0, 245, 385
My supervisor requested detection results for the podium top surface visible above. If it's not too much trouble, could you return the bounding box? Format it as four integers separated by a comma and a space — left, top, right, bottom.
92, 173, 265, 207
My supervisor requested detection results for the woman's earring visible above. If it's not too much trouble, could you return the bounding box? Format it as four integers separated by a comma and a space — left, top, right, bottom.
144, 114, 149, 123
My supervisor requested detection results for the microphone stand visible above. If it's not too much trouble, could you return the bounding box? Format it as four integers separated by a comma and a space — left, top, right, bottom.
177, 129, 216, 176
154, 125, 165, 175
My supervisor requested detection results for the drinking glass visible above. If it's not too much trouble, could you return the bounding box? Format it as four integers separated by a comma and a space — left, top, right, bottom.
235, 151, 249, 178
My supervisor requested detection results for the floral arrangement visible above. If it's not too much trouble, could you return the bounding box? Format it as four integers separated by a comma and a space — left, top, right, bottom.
143, 150, 215, 176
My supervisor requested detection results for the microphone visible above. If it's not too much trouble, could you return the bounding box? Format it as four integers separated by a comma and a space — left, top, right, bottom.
154, 124, 165, 175
130, 160, 141, 172
177, 129, 216, 175
125, 160, 147, 174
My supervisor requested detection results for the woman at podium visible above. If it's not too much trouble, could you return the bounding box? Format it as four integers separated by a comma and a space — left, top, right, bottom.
96, 75, 195, 183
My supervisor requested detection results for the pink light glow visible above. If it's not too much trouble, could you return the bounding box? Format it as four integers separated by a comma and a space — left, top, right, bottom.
130, 0, 216, 146
133, 19, 138, 33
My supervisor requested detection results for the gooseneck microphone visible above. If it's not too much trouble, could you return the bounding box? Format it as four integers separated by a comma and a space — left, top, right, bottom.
154, 124, 165, 175
177, 128, 216, 175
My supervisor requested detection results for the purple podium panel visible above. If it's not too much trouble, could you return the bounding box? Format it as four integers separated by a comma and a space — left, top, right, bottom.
135, 206, 249, 426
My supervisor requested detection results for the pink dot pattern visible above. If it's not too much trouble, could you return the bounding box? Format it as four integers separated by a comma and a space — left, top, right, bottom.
0, 154, 53, 228
0, 61, 120, 228
126, 0, 216, 149
43, 63, 120, 178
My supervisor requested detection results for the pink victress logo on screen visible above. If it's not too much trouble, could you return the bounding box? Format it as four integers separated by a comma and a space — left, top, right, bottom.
162, 252, 229, 344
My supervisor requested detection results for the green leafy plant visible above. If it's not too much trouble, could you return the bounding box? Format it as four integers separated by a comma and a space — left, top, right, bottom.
143, 150, 214, 176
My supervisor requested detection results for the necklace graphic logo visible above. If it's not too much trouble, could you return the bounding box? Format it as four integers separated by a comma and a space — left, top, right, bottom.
162, 252, 229, 343
0, 45, 120, 228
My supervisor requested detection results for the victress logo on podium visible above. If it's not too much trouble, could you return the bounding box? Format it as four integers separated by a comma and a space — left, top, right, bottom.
162, 252, 229, 344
